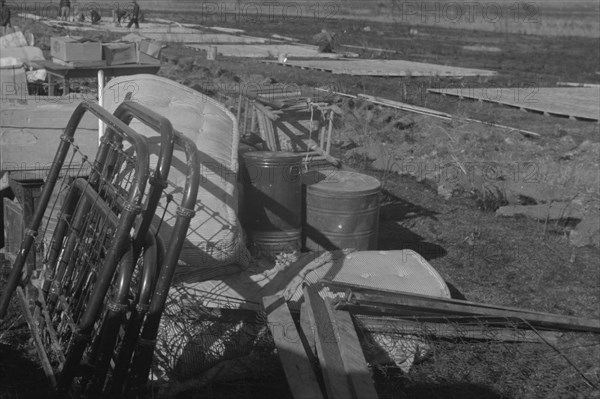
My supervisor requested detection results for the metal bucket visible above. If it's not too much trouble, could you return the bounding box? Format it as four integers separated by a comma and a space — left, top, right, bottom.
304, 170, 381, 252
242, 151, 303, 256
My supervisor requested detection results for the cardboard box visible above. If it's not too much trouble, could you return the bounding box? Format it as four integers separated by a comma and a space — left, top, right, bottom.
138, 40, 163, 58
51, 36, 102, 62
102, 43, 137, 65
136, 51, 161, 65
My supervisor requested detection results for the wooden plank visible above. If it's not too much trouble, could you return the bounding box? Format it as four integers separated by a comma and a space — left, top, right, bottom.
329, 308, 379, 399
300, 302, 317, 356
141, 32, 268, 44
340, 44, 398, 53
428, 87, 600, 121
303, 285, 355, 399
263, 295, 325, 399
358, 93, 452, 118
315, 88, 541, 137
556, 82, 600, 88
356, 315, 561, 344
264, 59, 496, 77
185, 43, 357, 58
327, 282, 600, 333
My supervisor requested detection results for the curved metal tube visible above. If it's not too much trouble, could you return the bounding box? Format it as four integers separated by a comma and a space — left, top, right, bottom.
111, 101, 175, 253
128, 130, 201, 393
109, 231, 162, 396
86, 244, 135, 393
1, 101, 150, 320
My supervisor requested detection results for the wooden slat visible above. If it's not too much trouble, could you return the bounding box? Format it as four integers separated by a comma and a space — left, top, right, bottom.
141, 32, 268, 43
556, 82, 600, 88
300, 302, 317, 356
185, 43, 357, 58
356, 316, 561, 344
263, 295, 325, 399
264, 59, 496, 77
358, 94, 452, 118
428, 87, 600, 121
329, 308, 379, 399
325, 280, 557, 316
340, 44, 398, 53
315, 88, 541, 138
326, 282, 600, 333
304, 285, 354, 399
303, 286, 362, 399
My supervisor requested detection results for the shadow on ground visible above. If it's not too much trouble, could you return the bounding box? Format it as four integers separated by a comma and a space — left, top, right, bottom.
378, 188, 447, 261
0, 343, 50, 399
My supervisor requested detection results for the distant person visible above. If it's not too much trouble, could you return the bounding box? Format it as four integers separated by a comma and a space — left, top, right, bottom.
59, 0, 71, 21
90, 9, 101, 25
313, 28, 336, 53
0, 0, 11, 28
113, 7, 128, 27
127, 0, 140, 29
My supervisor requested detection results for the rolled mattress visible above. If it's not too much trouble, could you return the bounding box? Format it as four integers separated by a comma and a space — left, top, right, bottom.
102, 75, 251, 271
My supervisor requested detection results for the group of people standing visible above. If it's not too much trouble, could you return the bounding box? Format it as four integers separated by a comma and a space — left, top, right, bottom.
57, 0, 141, 29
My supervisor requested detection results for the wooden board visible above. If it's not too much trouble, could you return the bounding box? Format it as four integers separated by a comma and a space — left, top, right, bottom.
1, 102, 98, 172
303, 285, 378, 399
330, 309, 379, 399
428, 87, 600, 121
141, 32, 268, 43
300, 302, 317, 356
326, 281, 600, 333
340, 44, 399, 53
356, 316, 561, 344
303, 286, 354, 399
264, 59, 496, 77
185, 44, 357, 58
263, 295, 324, 399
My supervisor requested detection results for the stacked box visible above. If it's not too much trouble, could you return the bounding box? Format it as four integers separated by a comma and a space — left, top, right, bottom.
138, 40, 162, 58
50, 36, 102, 62
102, 43, 138, 65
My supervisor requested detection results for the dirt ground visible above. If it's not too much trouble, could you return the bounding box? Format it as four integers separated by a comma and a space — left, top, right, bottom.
1, 9, 599, 399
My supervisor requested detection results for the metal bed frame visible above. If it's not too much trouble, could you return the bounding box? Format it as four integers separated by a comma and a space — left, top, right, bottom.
0, 100, 200, 398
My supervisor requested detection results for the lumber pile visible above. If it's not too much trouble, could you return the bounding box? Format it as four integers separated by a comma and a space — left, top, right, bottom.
262, 280, 600, 399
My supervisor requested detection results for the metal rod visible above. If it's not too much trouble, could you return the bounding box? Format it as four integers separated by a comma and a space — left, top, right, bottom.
242, 96, 250, 135
325, 109, 333, 155
250, 100, 257, 132
98, 69, 105, 143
